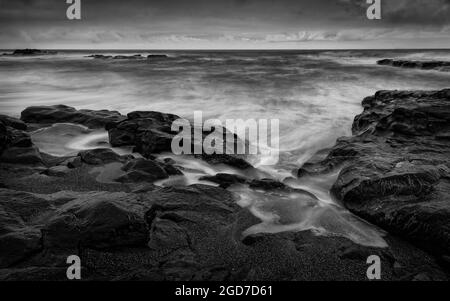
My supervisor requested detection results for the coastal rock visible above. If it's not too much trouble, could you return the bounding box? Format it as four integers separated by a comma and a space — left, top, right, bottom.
44, 165, 71, 177
0, 125, 42, 165
200, 173, 248, 188
377, 59, 450, 71
249, 178, 287, 190
115, 158, 169, 183
21, 105, 125, 129
6, 49, 57, 56
0, 115, 27, 131
107, 111, 253, 169
87, 54, 144, 60
301, 89, 450, 257
78, 148, 131, 165
0, 189, 150, 267
147, 54, 169, 59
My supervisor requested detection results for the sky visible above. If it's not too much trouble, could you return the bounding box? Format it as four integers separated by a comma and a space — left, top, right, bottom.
0, 0, 449, 49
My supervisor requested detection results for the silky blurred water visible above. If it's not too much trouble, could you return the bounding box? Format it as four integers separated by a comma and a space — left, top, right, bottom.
2, 49, 449, 246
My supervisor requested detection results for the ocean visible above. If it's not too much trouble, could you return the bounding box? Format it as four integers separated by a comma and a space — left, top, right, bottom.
1, 49, 450, 247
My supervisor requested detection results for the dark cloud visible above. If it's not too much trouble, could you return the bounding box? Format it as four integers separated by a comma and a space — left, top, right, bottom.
0, 0, 448, 48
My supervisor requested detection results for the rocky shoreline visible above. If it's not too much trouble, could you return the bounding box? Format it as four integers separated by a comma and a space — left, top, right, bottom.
0, 90, 449, 281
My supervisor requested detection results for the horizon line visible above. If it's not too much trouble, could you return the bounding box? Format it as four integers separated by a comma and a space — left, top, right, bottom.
2, 48, 450, 51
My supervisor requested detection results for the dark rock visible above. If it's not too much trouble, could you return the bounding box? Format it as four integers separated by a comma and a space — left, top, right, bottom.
107, 110, 253, 169
196, 153, 253, 169
8, 49, 57, 56
115, 158, 169, 183
249, 178, 286, 190
377, 59, 450, 71
21, 105, 125, 129
0, 188, 151, 265
0, 122, 7, 155
0, 126, 42, 165
147, 54, 169, 59
65, 156, 82, 168
44, 166, 71, 177
200, 173, 248, 188
42, 191, 150, 249
303, 89, 450, 257
87, 54, 144, 60
0, 115, 27, 131
78, 148, 130, 165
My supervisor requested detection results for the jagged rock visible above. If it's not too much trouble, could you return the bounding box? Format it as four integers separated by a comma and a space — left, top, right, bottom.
200, 173, 248, 188
196, 153, 252, 169
300, 89, 450, 257
107, 111, 253, 169
65, 156, 82, 168
78, 148, 131, 165
21, 105, 125, 129
0, 189, 151, 263
42, 191, 149, 249
44, 166, 71, 177
0, 126, 42, 165
0, 115, 27, 131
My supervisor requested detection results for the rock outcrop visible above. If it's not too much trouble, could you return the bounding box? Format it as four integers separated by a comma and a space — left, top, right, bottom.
299, 89, 450, 260
21, 105, 125, 129
3, 49, 57, 56
377, 59, 450, 71
0, 115, 42, 164
107, 111, 253, 169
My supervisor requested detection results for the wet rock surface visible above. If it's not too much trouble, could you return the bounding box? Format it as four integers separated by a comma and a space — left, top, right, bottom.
0, 93, 449, 280
21, 105, 125, 129
299, 89, 450, 260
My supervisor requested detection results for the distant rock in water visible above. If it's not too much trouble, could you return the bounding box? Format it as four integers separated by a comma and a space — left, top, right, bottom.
299, 89, 450, 259
85, 54, 168, 60
147, 54, 169, 59
3, 49, 57, 56
86, 54, 145, 60
21, 104, 125, 129
377, 59, 450, 71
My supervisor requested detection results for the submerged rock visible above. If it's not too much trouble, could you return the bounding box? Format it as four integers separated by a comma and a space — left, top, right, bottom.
300, 89, 450, 257
21, 105, 125, 129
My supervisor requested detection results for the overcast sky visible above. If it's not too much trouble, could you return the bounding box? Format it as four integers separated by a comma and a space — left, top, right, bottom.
0, 0, 449, 49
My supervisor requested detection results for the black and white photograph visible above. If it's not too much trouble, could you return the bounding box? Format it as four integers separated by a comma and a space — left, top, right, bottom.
0, 0, 449, 287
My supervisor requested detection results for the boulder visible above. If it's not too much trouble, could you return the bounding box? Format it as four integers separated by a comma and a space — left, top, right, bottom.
21, 105, 125, 129
200, 173, 248, 188
300, 89, 450, 257
77, 148, 131, 165
0, 126, 42, 165
0, 115, 27, 131
107, 110, 253, 169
